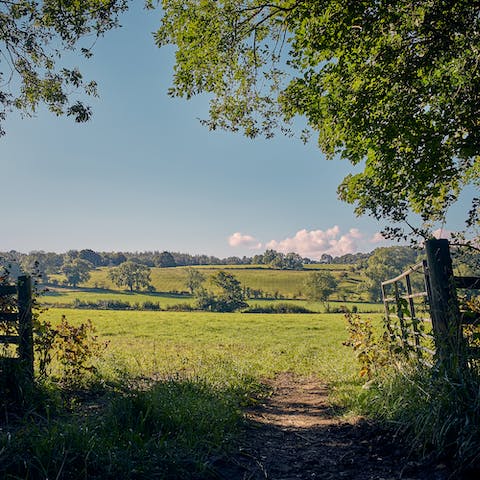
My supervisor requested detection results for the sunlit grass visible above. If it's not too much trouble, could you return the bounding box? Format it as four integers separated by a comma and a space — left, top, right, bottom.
40, 308, 382, 393
0, 308, 387, 478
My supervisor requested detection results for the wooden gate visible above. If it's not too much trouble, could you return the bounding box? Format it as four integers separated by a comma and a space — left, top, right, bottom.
382, 239, 480, 369
381, 260, 433, 363
0, 276, 34, 381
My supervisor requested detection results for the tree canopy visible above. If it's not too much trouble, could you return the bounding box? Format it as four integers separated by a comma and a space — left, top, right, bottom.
0, 0, 128, 135
156, 0, 480, 237
363, 246, 419, 301
109, 261, 152, 292
61, 258, 92, 288
303, 271, 338, 303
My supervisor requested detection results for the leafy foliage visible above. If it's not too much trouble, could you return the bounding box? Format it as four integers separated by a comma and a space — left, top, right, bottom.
303, 271, 338, 303
195, 271, 247, 312
61, 258, 92, 287
34, 315, 107, 385
343, 313, 389, 379
184, 267, 206, 294
252, 249, 304, 270
156, 0, 480, 236
363, 246, 419, 301
0, 0, 128, 134
108, 261, 152, 292
243, 302, 313, 313
155, 251, 177, 267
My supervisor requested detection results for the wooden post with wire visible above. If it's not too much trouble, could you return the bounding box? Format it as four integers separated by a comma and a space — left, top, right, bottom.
425, 239, 465, 370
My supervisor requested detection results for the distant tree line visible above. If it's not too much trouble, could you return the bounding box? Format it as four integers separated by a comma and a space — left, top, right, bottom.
0, 247, 308, 281
2, 246, 478, 301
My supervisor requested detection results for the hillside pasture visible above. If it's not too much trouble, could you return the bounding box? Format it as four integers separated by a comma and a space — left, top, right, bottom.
50, 264, 367, 302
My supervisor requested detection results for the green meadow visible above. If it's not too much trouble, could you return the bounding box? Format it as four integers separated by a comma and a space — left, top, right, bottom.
40, 308, 376, 400
0, 305, 382, 479
2, 264, 385, 478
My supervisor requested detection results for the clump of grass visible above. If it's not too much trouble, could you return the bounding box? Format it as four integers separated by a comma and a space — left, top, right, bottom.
356, 362, 480, 473
0, 375, 250, 479
344, 310, 480, 474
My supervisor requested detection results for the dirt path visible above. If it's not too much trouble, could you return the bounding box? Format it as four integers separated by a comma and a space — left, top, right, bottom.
212, 373, 452, 480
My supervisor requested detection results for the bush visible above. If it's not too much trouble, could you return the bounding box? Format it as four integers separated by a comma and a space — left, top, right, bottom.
165, 303, 195, 312
71, 299, 161, 311
243, 303, 314, 314
141, 301, 161, 311
35, 315, 108, 386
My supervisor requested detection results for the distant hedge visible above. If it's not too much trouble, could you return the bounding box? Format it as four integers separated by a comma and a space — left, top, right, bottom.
243, 303, 314, 314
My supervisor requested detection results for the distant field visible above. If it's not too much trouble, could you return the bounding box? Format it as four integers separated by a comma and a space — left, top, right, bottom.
40, 289, 383, 313
41, 289, 196, 309
50, 263, 367, 301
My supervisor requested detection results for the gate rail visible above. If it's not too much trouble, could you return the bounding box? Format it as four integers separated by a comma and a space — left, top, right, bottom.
381, 261, 433, 362
0, 276, 34, 380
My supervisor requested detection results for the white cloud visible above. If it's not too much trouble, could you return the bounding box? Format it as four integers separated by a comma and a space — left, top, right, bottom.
228, 232, 262, 250
265, 226, 367, 259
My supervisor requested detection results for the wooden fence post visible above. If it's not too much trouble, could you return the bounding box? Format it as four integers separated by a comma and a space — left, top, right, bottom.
17, 275, 34, 381
425, 239, 464, 370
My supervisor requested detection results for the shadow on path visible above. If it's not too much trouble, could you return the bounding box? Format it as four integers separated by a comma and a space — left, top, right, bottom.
212, 373, 452, 480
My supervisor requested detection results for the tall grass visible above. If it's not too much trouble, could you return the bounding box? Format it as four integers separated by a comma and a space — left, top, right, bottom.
354, 357, 480, 473
0, 378, 245, 479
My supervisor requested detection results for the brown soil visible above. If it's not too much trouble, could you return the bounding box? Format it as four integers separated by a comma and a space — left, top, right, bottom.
211, 373, 454, 480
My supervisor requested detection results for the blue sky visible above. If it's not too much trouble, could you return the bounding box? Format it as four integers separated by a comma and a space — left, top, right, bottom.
0, 4, 471, 259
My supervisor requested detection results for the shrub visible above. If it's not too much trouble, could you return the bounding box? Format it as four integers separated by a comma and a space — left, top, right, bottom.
243, 303, 314, 314
35, 315, 108, 386
141, 301, 161, 311
165, 303, 195, 312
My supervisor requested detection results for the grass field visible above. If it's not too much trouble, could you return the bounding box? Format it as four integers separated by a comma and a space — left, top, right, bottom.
40, 308, 377, 401
49, 263, 367, 301
39, 288, 384, 313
